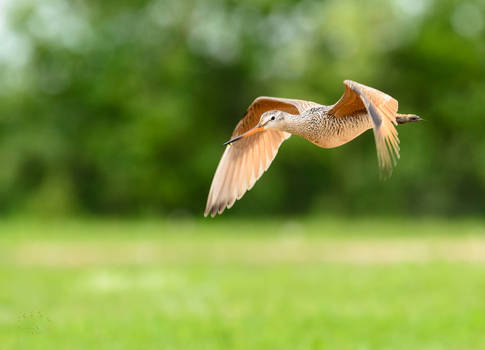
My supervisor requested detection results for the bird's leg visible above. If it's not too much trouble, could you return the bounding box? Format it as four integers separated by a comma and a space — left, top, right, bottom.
396, 113, 423, 124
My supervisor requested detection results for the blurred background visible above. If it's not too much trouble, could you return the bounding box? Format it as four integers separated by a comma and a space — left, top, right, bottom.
0, 0, 484, 218
2, 1, 485, 349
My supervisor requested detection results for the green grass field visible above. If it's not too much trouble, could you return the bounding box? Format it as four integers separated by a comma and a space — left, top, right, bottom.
1, 218, 485, 349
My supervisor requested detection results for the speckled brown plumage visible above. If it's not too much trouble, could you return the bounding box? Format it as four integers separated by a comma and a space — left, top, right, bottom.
204, 80, 422, 217
282, 107, 373, 148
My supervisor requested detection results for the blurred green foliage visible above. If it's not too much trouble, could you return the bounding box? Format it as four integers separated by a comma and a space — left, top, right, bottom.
0, 0, 484, 216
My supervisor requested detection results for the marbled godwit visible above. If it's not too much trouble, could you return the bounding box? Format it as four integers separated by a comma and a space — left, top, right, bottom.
205, 80, 422, 217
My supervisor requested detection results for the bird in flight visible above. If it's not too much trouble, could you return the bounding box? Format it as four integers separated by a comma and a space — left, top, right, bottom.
205, 80, 422, 217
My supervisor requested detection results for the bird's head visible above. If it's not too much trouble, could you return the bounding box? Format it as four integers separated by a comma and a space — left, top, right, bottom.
224, 110, 288, 145
259, 110, 287, 129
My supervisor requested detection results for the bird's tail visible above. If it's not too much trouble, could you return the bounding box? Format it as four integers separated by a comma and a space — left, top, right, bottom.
396, 113, 423, 124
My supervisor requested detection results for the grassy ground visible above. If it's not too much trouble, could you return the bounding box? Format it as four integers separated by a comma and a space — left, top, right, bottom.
1, 217, 485, 349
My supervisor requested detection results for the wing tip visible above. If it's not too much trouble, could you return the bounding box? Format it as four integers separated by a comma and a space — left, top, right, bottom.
204, 200, 231, 218
378, 168, 393, 181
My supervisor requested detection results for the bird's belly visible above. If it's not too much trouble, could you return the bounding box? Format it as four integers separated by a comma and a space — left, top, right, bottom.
311, 129, 368, 148
309, 115, 373, 149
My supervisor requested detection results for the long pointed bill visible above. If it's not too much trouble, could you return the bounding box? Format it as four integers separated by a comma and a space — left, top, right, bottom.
224, 125, 265, 145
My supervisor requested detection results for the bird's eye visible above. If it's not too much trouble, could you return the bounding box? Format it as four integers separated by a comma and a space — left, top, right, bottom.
271, 116, 275, 121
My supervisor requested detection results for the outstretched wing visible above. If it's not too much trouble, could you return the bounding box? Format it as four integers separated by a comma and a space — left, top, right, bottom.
205, 96, 320, 217
328, 80, 400, 176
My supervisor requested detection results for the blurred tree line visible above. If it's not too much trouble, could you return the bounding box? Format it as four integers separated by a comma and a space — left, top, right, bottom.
0, 0, 484, 217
